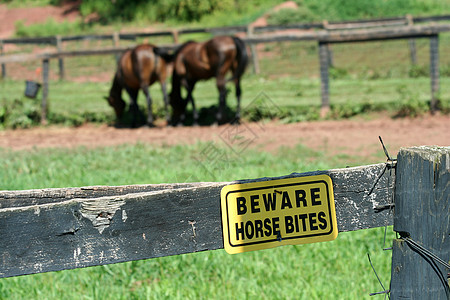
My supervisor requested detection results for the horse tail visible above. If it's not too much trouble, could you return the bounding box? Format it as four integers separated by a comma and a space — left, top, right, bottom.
230, 36, 249, 81
130, 48, 141, 80
154, 41, 195, 63
153, 46, 176, 63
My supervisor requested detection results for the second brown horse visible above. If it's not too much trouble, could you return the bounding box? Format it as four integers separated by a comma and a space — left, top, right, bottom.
106, 44, 171, 127
169, 36, 248, 125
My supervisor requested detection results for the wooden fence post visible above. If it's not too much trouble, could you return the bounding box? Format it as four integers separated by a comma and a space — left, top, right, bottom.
113, 32, 120, 62
56, 35, 64, 81
408, 39, 417, 65
0, 40, 5, 78
429, 35, 440, 113
318, 41, 330, 117
322, 20, 334, 67
390, 146, 449, 299
41, 58, 49, 125
246, 25, 260, 74
406, 15, 418, 65
171, 29, 179, 44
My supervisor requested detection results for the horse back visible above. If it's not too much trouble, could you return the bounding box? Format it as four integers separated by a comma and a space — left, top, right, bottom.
118, 44, 167, 89
174, 36, 237, 80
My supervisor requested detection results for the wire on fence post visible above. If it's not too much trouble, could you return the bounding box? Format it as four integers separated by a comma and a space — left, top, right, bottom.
368, 253, 390, 299
367, 136, 398, 298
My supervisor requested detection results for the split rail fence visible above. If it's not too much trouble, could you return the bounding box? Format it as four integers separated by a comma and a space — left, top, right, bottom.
0, 146, 449, 299
1, 15, 450, 121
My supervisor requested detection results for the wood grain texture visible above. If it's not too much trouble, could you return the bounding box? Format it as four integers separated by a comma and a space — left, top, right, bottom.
390, 146, 449, 300
0, 163, 394, 278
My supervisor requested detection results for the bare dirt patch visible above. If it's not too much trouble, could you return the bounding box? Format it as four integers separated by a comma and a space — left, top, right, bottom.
1, 113, 448, 162
0, 1, 81, 40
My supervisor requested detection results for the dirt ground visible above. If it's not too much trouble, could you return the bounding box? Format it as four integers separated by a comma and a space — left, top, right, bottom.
1, 113, 448, 161
0, 3, 449, 159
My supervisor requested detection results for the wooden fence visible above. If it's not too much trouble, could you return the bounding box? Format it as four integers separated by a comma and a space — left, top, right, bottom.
1, 16, 450, 121
2, 14, 450, 77
0, 146, 448, 298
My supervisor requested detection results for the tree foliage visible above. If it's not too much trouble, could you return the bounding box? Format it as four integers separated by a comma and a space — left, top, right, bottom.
66, 0, 237, 23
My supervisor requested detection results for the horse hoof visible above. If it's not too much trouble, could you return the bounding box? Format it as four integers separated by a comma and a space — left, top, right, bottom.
231, 118, 241, 125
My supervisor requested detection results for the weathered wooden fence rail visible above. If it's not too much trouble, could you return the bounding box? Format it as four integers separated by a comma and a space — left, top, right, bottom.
0, 162, 395, 278
0, 146, 448, 299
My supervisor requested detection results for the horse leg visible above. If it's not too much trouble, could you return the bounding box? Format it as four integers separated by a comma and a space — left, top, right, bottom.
160, 82, 170, 124
186, 80, 198, 126
234, 78, 242, 124
126, 87, 140, 128
216, 76, 227, 125
141, 86, 154, 127
140, 85, 155, 127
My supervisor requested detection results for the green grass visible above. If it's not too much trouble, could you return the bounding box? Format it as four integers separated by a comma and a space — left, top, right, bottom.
1, 74, 449, 128
0, 227, 394, 299
0, 142, 392, 299
0, 143, 358, 190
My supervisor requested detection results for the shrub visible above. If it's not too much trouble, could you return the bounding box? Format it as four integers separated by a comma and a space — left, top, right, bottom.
0, 98, 41, 129
441, 64, 450, 77
329, 67, 349, 80
76, 0, 236, 23
267, 7, 317, 25
394, 85, 428, 117
15, 19, 87, 37
408, 65, 429, 78
329, 101, 380, 119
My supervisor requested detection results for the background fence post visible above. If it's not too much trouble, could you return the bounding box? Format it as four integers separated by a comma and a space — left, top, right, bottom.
56, 35, 64, 81
390, 146, 449, 299
406, 15, 418, 65
41, 58, 49, 125
0, 40, 6, 78
322, 20, 334, 67
171, 29, 179, 44
246, 25, 260, 74
429, 34, 440, 113
318, 41, 330, 117
113, 32, 120, 62
408, 39, 417, 65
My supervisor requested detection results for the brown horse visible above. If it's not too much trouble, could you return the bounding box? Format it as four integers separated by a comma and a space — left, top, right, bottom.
169, 36, 248, 125
106, 44, 172, 127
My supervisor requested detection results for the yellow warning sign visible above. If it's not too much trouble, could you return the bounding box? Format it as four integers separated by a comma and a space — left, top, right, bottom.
221, 175, 338, 254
